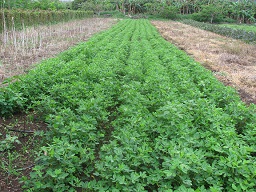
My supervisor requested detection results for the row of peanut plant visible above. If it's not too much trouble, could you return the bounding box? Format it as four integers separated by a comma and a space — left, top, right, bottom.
0, 9, 93, 32
180, 19, 256, 43
0, 19, 255, 191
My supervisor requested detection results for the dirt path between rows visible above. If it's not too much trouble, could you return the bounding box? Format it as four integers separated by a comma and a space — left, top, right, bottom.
152, 20, 256, 105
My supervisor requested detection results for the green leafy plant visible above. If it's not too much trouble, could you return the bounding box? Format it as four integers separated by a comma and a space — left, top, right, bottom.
0, 134, 20, 152
0, 19, 255, 191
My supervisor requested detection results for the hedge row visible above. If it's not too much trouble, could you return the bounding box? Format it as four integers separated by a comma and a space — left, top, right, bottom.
0, 9, 93, 32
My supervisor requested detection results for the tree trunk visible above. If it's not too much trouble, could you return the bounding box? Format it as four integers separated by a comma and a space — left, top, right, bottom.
210, 14, 214, 23
129, 4, 132, 14
122, 2, 125, 14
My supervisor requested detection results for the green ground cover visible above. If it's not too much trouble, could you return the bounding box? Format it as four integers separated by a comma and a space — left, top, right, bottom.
0, 19, 255, 191
219, 24, 256, 33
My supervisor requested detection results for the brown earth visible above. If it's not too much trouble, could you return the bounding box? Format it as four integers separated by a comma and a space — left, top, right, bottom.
151, 20, 256, 105
0, 18, 117, 83
0, 113, 47, 192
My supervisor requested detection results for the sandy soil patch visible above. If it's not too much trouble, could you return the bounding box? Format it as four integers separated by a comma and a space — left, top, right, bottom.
0, 18, 117, 83
152, 20, 256, 104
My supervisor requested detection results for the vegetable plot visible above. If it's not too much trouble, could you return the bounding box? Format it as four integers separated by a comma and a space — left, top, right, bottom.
0, 20, 255, 191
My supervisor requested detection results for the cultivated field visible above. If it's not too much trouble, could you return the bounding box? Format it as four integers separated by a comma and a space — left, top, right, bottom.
152, 20, 256, 104
0, 18, 116, 82
0, 19, 255, 191
0, 17, 116, 191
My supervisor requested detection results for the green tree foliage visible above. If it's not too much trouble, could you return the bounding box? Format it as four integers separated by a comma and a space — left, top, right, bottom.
0, 9, 93, 32
192, 4, 224, 23
0, 0, 67, 10
2, 0, 255, 23
70, 0, 256, 23
32, 0, 66, 10
71, 0, 86, 10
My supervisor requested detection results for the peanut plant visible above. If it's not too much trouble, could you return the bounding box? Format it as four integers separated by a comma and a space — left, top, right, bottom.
0, 19, 255, 191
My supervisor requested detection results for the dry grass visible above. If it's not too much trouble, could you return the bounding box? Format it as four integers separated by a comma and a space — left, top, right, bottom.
152, 20, 256, 104
0, 18, 117, 83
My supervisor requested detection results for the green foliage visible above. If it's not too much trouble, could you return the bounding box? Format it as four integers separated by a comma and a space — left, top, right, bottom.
1, 19, 256, 191
181, 19, 256, 43
4, 0, 254, 23
0, 134, 20, 152
0, 87, 26, 117
219, 23, 256, 33
192, 4, 225, 23
71, 0, 85, 10
0, 9, 93, 32
0, 0, 67, 10
68, 0, 256, 23
158, 4, 179, 19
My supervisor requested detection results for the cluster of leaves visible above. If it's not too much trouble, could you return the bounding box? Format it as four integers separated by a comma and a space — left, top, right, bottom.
71, 0, 256, 24
0, 0, 68, 10
0, 9, 93, 32
181, 19, 256, 43
0, 19, 256, 191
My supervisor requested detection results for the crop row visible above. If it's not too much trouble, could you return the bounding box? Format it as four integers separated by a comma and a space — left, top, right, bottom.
0, 9, 93, 32
180, 19, 256, 43
0, 20, 255, 191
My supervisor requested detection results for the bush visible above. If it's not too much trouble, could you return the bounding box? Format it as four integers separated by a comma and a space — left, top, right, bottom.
159, 5, 179, 19
192, 5, 225, 23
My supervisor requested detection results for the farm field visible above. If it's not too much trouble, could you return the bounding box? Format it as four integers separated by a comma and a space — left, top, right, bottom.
219, 24, 256, 33
152, 20, 256, 104
0, 18, 116, 82
1, 19, 255, 191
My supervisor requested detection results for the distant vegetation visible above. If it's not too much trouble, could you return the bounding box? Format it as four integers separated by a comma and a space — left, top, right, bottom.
1, 0, 255, 29
219, 23, 256, 33
0, 0, 92, 32
0, 9, 93, 32
0, 0, 69, 10
72, 0, 256, 24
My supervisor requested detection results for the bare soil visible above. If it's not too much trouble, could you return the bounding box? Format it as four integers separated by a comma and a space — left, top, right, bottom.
0, 113, 47, 192
0, 18, 116, 83
152, 20, 256, 105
